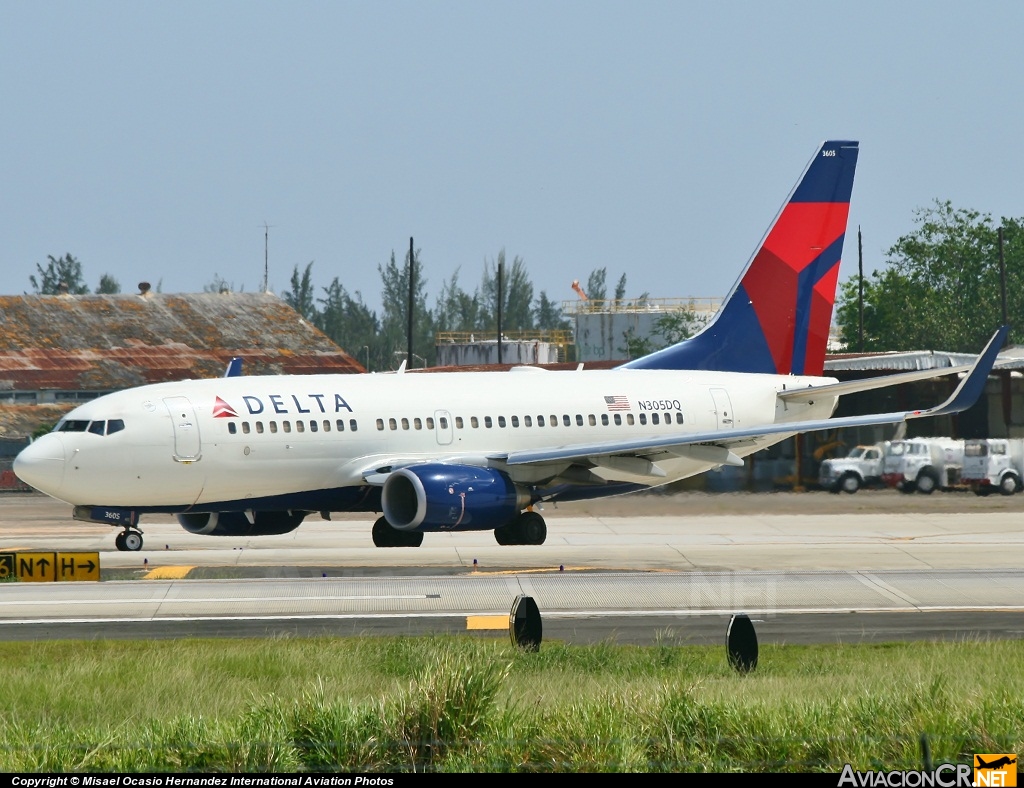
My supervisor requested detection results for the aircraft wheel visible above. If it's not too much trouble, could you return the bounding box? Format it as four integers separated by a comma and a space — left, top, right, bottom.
372, 517, 422, 547
999, 474, 1020, 496
123, 531, 144, 551
494, 524, 513, 545
839, 473, 861, 494
114, 531, 127, 551
518, 512, 547, 545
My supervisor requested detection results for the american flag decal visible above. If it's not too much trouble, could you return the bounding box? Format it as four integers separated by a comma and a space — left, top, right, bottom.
212, 396, 238, 418
604, 395, 630, 411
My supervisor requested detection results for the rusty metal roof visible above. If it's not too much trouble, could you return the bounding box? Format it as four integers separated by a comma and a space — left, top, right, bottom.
0, 292, 362, 390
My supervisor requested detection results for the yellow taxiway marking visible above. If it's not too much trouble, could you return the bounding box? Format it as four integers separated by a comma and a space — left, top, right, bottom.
471, 567, 599, 575
466, 615, 508, 630
143, 566, 195, 580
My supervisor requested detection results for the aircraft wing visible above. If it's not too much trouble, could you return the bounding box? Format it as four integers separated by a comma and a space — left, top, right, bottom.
501, 326, 1008, 468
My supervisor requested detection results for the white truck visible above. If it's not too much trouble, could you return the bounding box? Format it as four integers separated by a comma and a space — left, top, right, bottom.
818, 443, 887, 493
881, 438, 965, 494
961, 438, 1024, 496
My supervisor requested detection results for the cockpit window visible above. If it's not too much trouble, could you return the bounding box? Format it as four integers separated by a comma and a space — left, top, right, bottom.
88, 421, 105, 435
58, 420, 90, 432
107, 419, 125, 435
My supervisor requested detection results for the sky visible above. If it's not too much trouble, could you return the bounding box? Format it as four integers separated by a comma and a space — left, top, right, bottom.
3, 1, 1024, 314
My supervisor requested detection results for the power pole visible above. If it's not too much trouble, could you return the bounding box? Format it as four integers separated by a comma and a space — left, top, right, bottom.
262, 221, 275, 293
407, 237, 415, 368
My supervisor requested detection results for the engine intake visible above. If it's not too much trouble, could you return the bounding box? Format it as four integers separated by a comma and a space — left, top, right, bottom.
176, 510, 306, 536
382, 464, 531, 532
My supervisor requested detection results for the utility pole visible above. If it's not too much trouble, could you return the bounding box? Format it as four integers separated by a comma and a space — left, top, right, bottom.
407, 237, 415, 368
262, 221, 275, 293
497, 258, 504, 365
858, 226, 864, 352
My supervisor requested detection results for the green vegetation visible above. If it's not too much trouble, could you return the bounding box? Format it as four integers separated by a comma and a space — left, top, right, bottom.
0, 635, 1020, 772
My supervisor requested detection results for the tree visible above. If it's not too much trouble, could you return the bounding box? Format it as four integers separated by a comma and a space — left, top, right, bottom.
534, 290, 571, 331
316, 279, 381, 371
378, 248, 434, 367
29, 254, 89, 294
614, 273, 627, 302
585, 267, 607, 303
835, 200, 1022, 352
96, 274, 120, 294
480, 250, 534, 332
434, 269, 483, 334
282, 262, 317, 321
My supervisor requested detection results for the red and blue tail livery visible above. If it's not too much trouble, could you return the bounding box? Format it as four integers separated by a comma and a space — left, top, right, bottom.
623, 140, 859, 375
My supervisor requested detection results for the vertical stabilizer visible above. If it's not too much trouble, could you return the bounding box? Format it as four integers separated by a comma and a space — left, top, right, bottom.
623, 140, 859, 375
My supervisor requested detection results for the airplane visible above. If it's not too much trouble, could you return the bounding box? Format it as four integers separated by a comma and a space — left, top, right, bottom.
13, 140, 1008, 552
976, 756, 1016, 770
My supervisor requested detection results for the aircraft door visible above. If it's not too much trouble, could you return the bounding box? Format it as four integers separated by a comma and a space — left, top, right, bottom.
163, 396, 202, 462
710, 388, 735, 430
435, 410, 453, 446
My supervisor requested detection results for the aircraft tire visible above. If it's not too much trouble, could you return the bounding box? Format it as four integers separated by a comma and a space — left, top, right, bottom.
493, 525, 513, 545
114, 531, 127, 551
372, 516, 422, 547
518, 512, 547, 545
123, 531, 144, 551
999, 474, 1020, 496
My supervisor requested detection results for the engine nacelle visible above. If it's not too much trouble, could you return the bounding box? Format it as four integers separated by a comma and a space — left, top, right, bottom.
381, 464, 531, 532
176, 510, 306, 536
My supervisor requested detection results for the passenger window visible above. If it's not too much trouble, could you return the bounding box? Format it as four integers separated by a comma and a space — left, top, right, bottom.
524, 415, 532, 427
88, 421, 105, 435
107, 419, 124, 435
388, 418, 397, 431
296, 421, 305, 433
601, 414, 609, 426
471, 416, 479, 428
589, 415, 596, 426
537, 415, 545, 427
426, 417, 435, 429
242, 422, 251, 434
498, 416, 506, 428
256, 421, 264, 434
349, 419, 358, 432
652, 413, 660, 425
511, 415, 519, 428
309, 420, 318, 432
576, 414, 583, 426
376, 419, 385, 431
664, 413, 672, 428
283, 421, 292, 433
228, 422, 237, 435
614, 414, 622, 425
676, 412, 684, 424
639, 413, 647, 425
415, 418, 423, 430
440, 417, 449, 429
401, 418, 409, 430
455, 416, 463, 429
627, 414, 635, 425
336, 419, 345, 431
485, 416, 493, 428
322, 420, 330, 432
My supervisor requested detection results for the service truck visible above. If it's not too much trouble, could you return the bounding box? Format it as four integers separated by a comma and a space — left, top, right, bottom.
818, 443, 887, 493
881, 438, 965, 494
961, 438, 1024, 495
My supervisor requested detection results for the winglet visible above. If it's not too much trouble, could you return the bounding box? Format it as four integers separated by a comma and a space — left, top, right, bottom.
911, 326, 1008, 418
224, 357, 243, 377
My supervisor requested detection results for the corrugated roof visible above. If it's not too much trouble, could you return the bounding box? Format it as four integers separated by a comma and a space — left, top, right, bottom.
0, 292, 362, 389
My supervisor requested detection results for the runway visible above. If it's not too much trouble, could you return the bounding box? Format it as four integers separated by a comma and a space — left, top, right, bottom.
1, 492, 1023, 644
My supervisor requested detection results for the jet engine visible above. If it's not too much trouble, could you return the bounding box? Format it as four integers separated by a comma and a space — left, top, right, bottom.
381, 463, 532, 532
176, 510, 306, 536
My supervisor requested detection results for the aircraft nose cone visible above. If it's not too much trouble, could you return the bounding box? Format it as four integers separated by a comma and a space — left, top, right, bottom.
13, 435, 66, 496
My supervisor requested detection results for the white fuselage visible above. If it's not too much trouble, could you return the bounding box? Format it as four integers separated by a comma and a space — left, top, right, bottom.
15, 367, 838, 510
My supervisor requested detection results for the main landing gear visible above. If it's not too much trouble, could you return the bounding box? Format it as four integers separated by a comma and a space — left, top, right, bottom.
371, 516, 424, 548
494, 511, 547, 546
114, 527, 144, 552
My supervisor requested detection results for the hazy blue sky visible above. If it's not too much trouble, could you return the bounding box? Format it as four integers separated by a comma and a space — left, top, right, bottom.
3, 1, 1023, 313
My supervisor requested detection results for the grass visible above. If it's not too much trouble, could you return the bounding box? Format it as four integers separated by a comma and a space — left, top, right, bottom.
0, 635, 1020, 771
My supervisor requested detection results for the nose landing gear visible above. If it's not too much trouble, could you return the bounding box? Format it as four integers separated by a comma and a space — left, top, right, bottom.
114, 528, 144, 551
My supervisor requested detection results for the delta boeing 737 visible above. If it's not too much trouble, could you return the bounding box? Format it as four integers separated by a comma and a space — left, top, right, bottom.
14, 140, 1006, 551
